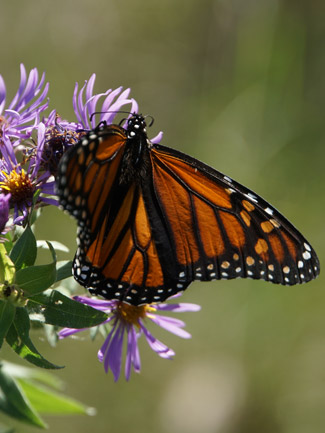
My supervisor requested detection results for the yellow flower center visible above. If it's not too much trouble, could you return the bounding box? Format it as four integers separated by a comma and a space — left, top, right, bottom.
115, 302, 156, 327
0, 169, 35, 204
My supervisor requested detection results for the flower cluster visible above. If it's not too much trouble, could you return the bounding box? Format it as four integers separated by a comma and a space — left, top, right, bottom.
0, 64, 141, 224
59, 295, 200, 381
0, 64, 201, 381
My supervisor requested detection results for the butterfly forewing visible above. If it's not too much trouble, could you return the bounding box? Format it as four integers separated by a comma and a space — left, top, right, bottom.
149, 144, 319, 287
57, 125, 127, 231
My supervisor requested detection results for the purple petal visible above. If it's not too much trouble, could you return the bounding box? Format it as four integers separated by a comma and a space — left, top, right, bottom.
4, 109, 20, 119
148, 314, 192, 339
39, 197, 59, 206
129, 98, 138, 115
0, 74, 6, 113
140, 321, 175, 359
104, 98, 133, 125
58, 327, 86, 339
100, 86, 123, 119
73, 295, 116, 312
125, 325, 141, 380
151, 131, 163, 144
105, 323, 125, 381
125, 327, 133, 380
85, 73, 96, 104
39, 180, 56, 192
24, 82, 49, 115
156, 302, 201, 313
17, 68, 37, 108
87, 91, 111, 128
8, 64, 27, 110
16, 68, 39, 111
132, 332, 141, 372
73, 81, 83, 125
0, 193, 10, 233
1, 134, 17, 167
77, 80, 89, 128
98, 323, 116, 363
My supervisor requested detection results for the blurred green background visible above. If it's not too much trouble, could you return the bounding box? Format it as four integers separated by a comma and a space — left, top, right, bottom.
1, 0, 325, 432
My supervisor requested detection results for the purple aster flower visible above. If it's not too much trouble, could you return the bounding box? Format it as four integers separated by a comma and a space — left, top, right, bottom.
0, 193, 10, 235
73, 74, 138, 130
36, 78, 136, 178
31, 110, 83, 177
0, 72, 165, 224
72, 74, 163, 143
58, 294, 201, 381
0, 64, 49, 140
37, 74, 163, 181
0, 122, 57, 223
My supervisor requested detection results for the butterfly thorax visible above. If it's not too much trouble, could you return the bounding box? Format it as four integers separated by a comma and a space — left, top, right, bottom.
119, 114, 151, 185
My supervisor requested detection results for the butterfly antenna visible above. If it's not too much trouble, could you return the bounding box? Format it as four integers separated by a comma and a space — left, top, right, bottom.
90, 110, 135, 123
144, 114, 154, 127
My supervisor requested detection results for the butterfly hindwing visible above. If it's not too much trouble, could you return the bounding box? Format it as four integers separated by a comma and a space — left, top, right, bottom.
73, 183, 189, 305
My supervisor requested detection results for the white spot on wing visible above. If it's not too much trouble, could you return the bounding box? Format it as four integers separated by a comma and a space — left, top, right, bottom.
303, 251, 311, 260
247, 193, 258, 203
304, 243, 311, 251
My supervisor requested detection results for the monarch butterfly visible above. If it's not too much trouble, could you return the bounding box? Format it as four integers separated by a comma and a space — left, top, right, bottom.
57, 113, 320, 305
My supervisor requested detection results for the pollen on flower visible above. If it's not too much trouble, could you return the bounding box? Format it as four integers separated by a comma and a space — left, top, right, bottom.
41, 122, 85, 175
116, 302, 155, 327
0, 169, 35, 205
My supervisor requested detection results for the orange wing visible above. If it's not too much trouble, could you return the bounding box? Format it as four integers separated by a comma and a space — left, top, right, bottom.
58, 124, 180, 305
78, 186, 170, 304
148, 144, 319, 288
58, 124, 127, 234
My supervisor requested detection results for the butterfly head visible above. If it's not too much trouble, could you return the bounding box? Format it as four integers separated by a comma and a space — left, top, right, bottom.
126, 113, 154, 140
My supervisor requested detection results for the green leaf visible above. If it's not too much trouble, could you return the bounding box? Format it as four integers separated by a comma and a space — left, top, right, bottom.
15, 264, 56, 296
1, 361, 64, 391
0, 244, 15, 285
29, 207, 42, 227
3, 232, 14, 255
0, 365, 46, 428
56, 260, 72, 282
10, 227, 37, 271
32, 188, 41, 206
18, 379, 92, 415
27, 190, 42, 227
37, 240, 70, 253
29, 291, 108, 328
0, 301, 16, 349
15, 242, 57, 296
43, 324, 59, 348
5, 308, 63, 370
